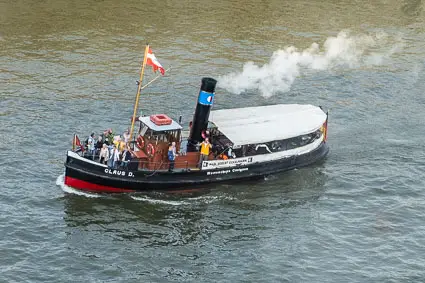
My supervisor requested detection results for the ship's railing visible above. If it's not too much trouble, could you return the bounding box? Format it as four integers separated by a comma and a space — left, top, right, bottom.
76, 152, 198, 171
136, 159, 197, 171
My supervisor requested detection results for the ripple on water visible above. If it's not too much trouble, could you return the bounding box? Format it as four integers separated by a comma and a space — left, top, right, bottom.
2, 3, 425, 281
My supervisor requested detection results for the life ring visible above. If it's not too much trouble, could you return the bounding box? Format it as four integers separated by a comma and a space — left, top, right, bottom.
150, 114, 172, 126
136, 135, 145, 150
146, 143, 155, 157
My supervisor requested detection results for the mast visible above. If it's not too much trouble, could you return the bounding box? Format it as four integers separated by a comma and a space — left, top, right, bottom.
129, 44, 150, 145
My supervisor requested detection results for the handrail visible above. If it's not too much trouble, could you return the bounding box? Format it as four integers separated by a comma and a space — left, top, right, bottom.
137, 159, 192, 168
74, 152, 196, 172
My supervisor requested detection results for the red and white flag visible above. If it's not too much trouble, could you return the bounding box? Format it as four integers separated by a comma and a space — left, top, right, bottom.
146, 48, 165, 75
73, 134, 84, 152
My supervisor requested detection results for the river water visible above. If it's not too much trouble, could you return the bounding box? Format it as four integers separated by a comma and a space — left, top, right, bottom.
1, 0, 425, 282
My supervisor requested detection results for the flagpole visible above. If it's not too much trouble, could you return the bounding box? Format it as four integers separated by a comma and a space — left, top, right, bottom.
72, 134, 75, 151
129, 44, 150, 146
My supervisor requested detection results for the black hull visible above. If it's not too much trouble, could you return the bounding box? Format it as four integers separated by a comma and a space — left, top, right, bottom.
64, 142, 329, 192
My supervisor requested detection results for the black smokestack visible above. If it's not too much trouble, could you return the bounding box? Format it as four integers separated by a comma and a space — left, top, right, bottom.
187, 77, 217, 152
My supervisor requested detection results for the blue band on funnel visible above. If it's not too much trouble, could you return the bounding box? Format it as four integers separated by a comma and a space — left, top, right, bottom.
198, 91, 214, 106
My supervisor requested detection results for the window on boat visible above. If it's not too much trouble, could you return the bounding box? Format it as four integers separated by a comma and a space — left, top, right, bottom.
151, 131, 166, 142
142, 128, 154, 140
277, 130, 322, 151
165, 130, 181, 143
145, 129, 182, 143
236, 129, 322, 156
209, 128, 232, 147
207, 128, 236, 156
285, 138, 301, 150
140, 124, 149, 136
207, 127, 322, 157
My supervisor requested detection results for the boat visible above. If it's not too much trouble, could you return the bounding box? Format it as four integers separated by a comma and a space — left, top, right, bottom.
64, 46, 329, 193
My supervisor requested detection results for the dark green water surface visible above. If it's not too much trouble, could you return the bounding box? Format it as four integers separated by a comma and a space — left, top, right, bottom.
1, 0, 425, 282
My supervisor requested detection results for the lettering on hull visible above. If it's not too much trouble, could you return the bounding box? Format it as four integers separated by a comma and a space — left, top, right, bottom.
104, 168, 134, 177
206, 168, 248, 175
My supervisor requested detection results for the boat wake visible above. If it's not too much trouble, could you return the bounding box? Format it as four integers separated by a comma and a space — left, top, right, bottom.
130, 196, 190, 205
56, 174, 101, 198
131, 194, 236, 206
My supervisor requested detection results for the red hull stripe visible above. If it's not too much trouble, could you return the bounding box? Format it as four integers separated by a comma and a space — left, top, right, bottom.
64, 176, 135, 193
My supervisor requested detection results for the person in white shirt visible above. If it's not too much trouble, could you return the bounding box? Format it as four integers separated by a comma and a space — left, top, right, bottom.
87, 133, 96, 160
123, 129, 130, 144
99, 144, 109, 164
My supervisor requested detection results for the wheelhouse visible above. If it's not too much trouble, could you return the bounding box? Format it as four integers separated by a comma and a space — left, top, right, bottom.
133, 115, 183, 169
137, 115, 182, 145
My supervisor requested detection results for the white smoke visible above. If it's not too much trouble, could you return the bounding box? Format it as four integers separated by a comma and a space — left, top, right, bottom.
218, 31, 403, 97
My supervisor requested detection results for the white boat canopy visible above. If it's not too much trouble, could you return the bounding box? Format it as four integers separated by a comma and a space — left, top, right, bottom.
208, 104, 327, 147
139, 116, 182, 131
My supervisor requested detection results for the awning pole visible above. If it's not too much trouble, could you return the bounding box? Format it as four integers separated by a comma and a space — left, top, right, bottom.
140, 67, 171, 91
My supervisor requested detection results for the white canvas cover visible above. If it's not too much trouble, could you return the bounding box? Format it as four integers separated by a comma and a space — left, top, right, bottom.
208, 104, 327, 146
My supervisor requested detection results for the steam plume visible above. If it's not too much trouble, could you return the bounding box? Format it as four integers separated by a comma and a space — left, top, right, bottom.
218, 31, 403, 97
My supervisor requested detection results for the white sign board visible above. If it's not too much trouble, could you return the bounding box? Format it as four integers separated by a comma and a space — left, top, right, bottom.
202, 157, 253, 170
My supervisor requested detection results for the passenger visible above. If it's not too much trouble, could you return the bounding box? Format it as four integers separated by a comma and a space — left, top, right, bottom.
95, 136, 103, 154
201, 130, 210, 140
227, 147, 236, 158
113, 135, 120, 148
107, 144, 114, 167
105, 129, 114, 145
168, 142, 177, 172
99, 144, 109, 164
118, 150, 124, 168
172, 142, 177, 153
110, 144, 120, 169
121, 147, 132, 169
198, 137, 212, 169
120, 140, 126, 151
87, 133, 96, 160
107, 143, 114, 154
179, 140, 187, 156
218, 153, 228, 160
123, 129, 130, 144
